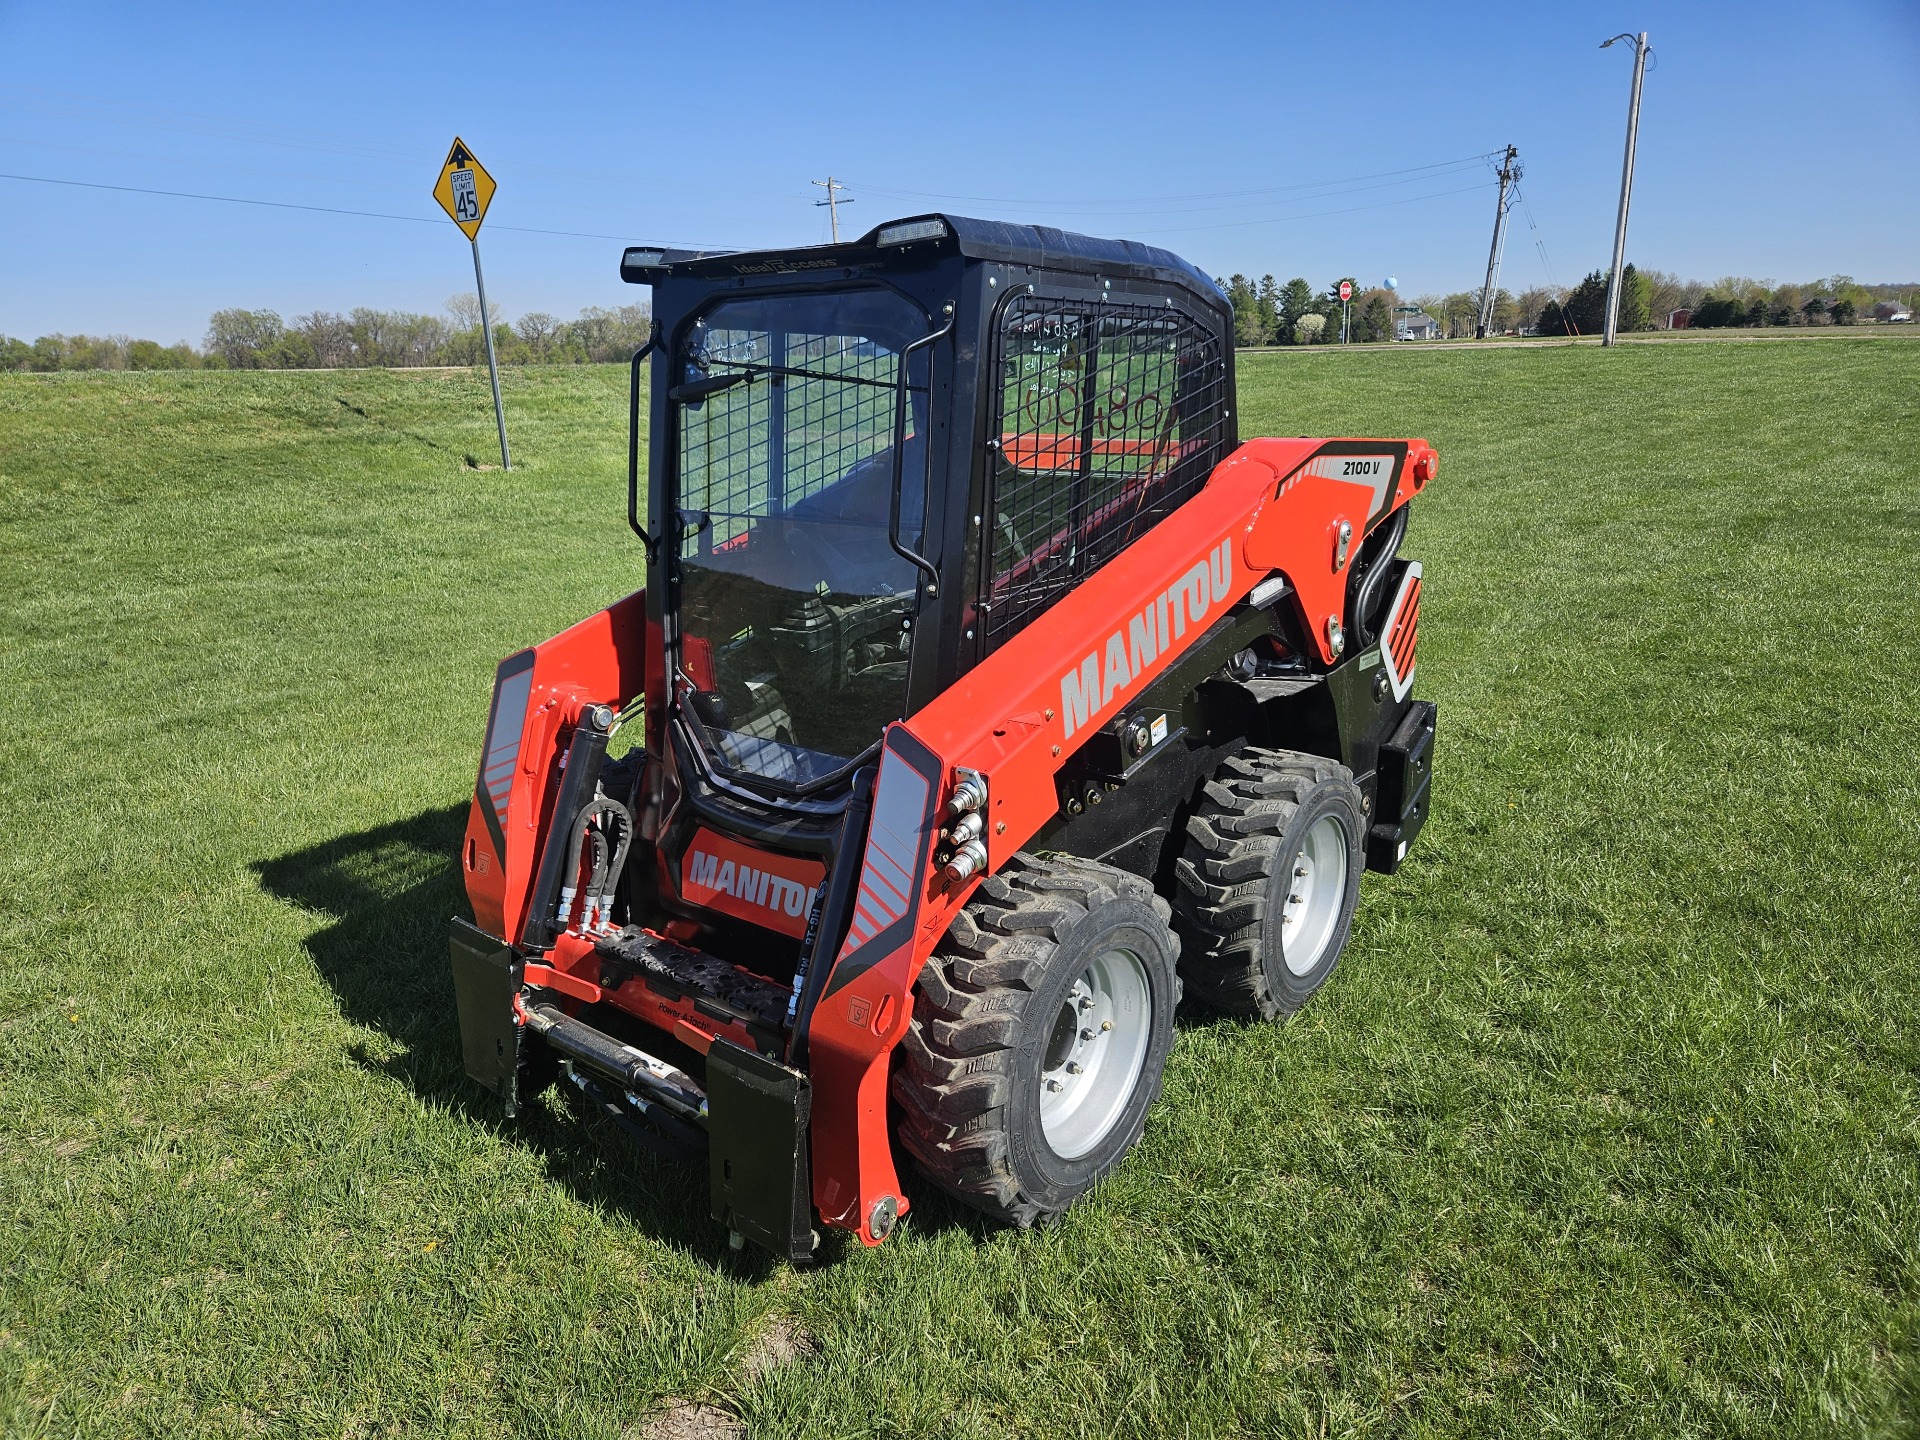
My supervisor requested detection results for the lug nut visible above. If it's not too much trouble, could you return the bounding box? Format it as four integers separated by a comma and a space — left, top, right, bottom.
1080, 1027, 1096, 1041
1046, 1079, 1064, 1092
1100, 1020, 1113, 1032
1066, 1062, 1083, 1075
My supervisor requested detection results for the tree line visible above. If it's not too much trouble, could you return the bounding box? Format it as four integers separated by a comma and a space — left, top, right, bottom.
6, 269, 1912, 372
0, 296, 652, 373
1219, 269, 1915, 344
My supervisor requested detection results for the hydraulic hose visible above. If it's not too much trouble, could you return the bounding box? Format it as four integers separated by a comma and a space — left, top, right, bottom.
1348, 504, 1410, 650
558, 795, 634, 932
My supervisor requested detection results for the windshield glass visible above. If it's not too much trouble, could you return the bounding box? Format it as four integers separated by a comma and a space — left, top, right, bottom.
673, 289, 931, 791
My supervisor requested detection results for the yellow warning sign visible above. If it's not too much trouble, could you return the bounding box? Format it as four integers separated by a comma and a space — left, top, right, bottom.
432, 136, 496, 240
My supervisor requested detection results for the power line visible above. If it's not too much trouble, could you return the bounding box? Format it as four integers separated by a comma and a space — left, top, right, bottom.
1129, 179, 1498, 237
0, 170, 722, 247
848, 150, 1501, 212
1515, 188, 1561, 292
856, 159, 1495, 224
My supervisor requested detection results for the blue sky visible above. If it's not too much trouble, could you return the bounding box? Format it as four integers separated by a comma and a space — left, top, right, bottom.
2, 0, 1915, 343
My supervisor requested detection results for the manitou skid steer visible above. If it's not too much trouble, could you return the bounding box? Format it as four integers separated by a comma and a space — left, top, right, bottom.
451, 214, 1436, 1259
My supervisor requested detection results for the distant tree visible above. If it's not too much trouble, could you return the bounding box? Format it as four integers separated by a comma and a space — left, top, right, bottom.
1639, 269, 1693, 323
1830, 296, 1857, 325
1561, 271, 1611, 335
0, 335, 31, 370
261, 330, 316, 368
561, 304, 652, 363
1801, 296, 1828, 325
1690, 296, 1744, 328
1743, 297, 1770, 327
1619, 265, 1652, 331
514, 312, 559, 361
1536, 299, 1566, 336
1293, 313, 1327, 344
1218, 274, 1268, 346
126, 339, 198, 369
1255, 276, 1282, 346
59, 334, 129, 370
1356, 293, 1393, 343
295, 312, 355, 367
29, 335, 67, 371
1437, 290, 1481, 338
206, 308, 283, 368
1708, 275, 1771, 308
1278, 278, 1314, 341
445, 292, 504, 332
1511, 286, 1563, 334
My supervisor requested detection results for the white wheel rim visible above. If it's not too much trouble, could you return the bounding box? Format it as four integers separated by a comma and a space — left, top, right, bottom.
1280, 814, 1350, 977
1038, 945, 1152, 1160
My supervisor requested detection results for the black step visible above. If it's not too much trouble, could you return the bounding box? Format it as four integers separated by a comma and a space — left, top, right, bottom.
593, 926, 793, 1033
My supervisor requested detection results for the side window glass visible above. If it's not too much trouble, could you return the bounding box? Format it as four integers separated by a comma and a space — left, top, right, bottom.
980, 294, 1228, 652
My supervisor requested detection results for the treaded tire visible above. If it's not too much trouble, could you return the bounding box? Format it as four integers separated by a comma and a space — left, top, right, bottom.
891, 852, 1181, 1226
1173, 747, 1365, 1020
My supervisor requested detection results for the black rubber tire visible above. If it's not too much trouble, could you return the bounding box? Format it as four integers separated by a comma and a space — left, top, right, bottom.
1173, 748, 1365, 1020
891, 853, 1181, 1226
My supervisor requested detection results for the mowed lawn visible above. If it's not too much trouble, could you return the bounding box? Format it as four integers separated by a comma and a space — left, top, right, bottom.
1, 338, 1915, 1440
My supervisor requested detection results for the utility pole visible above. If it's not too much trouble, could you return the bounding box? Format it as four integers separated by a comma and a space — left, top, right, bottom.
1601, 32, 1651, 346
1476, 145, 1520, 338
812, 176, 854, 242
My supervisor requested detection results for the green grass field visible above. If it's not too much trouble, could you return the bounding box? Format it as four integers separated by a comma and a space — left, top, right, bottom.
2, 337, 1916, 1439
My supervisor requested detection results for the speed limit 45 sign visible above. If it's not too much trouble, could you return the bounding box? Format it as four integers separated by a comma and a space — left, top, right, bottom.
433, 136, 496, 239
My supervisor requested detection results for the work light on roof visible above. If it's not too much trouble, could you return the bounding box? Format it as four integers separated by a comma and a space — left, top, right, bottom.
875, 219, 947, 247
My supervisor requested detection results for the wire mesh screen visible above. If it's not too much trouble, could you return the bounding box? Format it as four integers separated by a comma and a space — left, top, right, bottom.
677, 326, 904, 552
979, 293, 1230, 652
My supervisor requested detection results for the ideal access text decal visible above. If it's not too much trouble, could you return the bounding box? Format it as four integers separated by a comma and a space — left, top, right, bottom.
1060, 538, 1234, 741
681, 828, 825, 939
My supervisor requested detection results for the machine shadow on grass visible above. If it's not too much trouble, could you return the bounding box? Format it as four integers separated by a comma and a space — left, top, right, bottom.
251, 803, 1013, 1264
253, 803, 793, 1274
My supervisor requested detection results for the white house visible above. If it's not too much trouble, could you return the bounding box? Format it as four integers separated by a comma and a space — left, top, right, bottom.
1395, 311, 1440, 341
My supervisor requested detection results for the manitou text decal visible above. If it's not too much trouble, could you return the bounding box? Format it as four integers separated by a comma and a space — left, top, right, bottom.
680, 828, 825, 939
1060, 539, 1234, 741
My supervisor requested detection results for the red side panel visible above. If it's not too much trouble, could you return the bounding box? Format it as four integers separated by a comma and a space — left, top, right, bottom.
803, 435, 1438, 1240
461, 586, 659, 944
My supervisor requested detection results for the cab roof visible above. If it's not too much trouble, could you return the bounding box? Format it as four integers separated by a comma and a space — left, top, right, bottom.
619, 213, 1226, 311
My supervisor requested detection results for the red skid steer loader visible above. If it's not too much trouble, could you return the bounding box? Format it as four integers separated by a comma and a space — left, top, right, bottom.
451, 215, 1436, 1259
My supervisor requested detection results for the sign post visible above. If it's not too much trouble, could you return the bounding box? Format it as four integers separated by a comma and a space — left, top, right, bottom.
433, 137, 510, 470
1338, 279, 1354, 345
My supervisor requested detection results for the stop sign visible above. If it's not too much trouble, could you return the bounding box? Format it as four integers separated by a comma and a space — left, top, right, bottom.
1339, 281, 1354, 301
